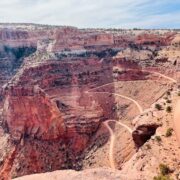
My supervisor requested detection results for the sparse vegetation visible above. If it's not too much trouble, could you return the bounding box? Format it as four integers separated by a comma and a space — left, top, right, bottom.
146, 144, 151, 150
159, 164, 171, 176
155, 136, 162, 143
178, 92, 180, 96
153, 164, 172, 180
155, 104, 162, 110
153, 175, 172, 180
166, 106, 172, 113
166, 100, 171, 104
165, 128, 173, 137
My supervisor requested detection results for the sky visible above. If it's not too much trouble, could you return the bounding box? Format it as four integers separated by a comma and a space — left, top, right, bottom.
0, 0, 180, 28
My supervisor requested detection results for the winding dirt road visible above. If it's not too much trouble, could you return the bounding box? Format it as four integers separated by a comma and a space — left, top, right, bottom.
86, 69, 177, 169
86, 90, 142, 169
104, 120, 133, 169
142, 69, 177, 83
89, 91, 143, 113
87, 69, 177, 93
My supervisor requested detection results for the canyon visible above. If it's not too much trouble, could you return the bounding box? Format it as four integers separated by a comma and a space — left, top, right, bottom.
0, 24, 179, 180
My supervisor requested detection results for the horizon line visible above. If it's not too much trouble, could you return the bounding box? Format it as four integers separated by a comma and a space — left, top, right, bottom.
0, 22, 180, 30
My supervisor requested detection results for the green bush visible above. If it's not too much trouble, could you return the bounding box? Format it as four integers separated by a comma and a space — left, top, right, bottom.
165, 128, 173, 137
166, 106, 172, 113
155, 104, 162, 110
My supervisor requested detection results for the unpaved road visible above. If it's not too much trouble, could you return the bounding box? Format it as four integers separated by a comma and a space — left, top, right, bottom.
143, 70, 177, 83
86, 91, 143, 113
86, 70, 177, 169
104, 120, 133, 169
87, 69, 177, 93
87, 90, 142, 169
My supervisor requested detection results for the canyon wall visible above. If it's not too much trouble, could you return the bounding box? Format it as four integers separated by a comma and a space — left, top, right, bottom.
0, 24, 179, 179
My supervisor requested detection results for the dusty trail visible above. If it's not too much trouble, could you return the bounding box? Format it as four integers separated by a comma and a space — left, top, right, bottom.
88, 69, 177, 93
87, 91, 143, 113
86, 83, 143, 169
104, 120, 133, 169
103, 121, 116, 170
86, 90, 142, 169
142, 70, 177, 83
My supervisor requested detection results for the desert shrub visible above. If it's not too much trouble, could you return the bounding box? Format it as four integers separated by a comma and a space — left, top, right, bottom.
178, 92, 180, 96
166, 106, 172, 113
166, 91, 171, 96
155, 136, 162, 142
153, 175, 172, 180
165, 128, 173, 137
155, 104, 162, 110
159, 164, 171, 176
154, 164, 172, 180
166, 100, 171, 104
146, 144, 151, 149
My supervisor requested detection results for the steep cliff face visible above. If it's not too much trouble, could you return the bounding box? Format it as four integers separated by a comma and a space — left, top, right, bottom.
3, 86, 65, 141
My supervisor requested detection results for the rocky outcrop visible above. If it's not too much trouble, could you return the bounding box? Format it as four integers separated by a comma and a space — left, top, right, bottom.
3, 86, 65, 141
132, 124, 159, 147
135, 32, 176, 46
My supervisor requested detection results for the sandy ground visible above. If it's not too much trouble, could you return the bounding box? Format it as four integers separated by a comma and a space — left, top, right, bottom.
14, 168, 132, 180
174, 99, 180, 145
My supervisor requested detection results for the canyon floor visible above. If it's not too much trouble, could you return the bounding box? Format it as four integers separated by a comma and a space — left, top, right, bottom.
0, 24, 179, 180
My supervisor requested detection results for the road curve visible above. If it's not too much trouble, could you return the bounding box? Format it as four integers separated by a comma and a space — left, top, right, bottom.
87, 91, 143, 113
87, 69, 177, 93
85, 70, 177, 169
86, 90, 142, 169
104, 121, 116, 169
140, 69, 177, 83
104, 120, 132, 170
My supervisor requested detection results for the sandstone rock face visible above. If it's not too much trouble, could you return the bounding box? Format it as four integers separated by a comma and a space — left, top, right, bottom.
135, 32, 175, 46
3, 86, 65, 141
132, 124, 159, 147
